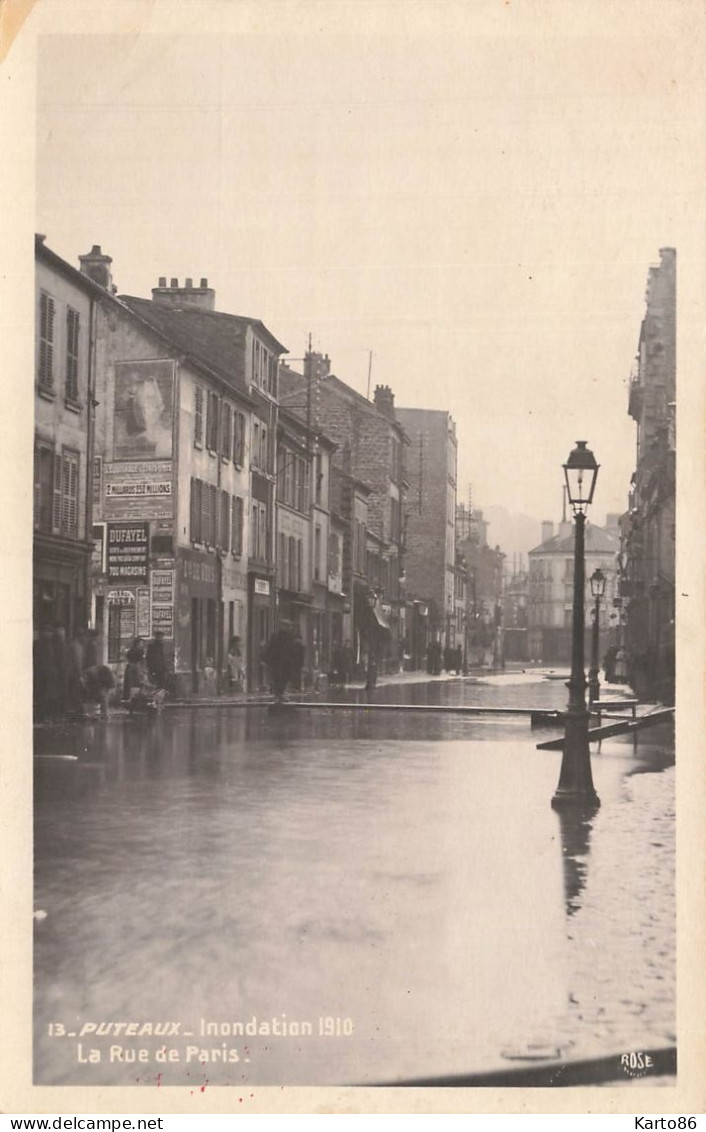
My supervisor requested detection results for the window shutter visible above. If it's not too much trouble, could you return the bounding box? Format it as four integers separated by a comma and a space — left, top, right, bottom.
190, 477, 198, 541
51, 452, 63, 533
221, 492, 230, 552
194, 386, 204, 446
202, 480, 212, 543
221, 403, 232, 460
65, 308, 80, 401
33, 447, 41, 530
39, 293, 55, 389
63, 453, 79, 537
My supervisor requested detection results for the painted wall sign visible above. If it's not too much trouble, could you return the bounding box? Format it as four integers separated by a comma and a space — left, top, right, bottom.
113, 359, 175, 461
150, 568, 175, 639
254, 578, 270, 596
103, 460, 174, 521
107, 522, 149, 581
179, 548, 218, 597
136, 587, 151, 638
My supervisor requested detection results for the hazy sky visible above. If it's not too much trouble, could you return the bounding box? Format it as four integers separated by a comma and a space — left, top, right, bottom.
35, 19, 693, 527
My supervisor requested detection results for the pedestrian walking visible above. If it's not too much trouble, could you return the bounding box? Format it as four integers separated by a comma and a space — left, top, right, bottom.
226, 636, 244, 691
264, 624, 295, 702
146, 630, 167, 689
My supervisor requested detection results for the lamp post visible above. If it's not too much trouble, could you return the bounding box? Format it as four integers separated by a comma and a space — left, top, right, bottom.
552, 441, 601, 810
588, 567, 606, 704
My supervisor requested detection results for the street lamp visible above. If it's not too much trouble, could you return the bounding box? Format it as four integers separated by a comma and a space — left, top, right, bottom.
588, 568, 606, 703
552, 441, 601, 810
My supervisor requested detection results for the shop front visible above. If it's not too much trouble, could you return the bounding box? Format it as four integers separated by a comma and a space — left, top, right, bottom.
248, 573, 275, 691
176, 546, 220, 696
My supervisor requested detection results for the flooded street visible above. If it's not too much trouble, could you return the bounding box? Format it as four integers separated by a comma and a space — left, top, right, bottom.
33, 674, 675, 1087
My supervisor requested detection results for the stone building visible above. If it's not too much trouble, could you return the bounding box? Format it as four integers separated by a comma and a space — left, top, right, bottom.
396, 408, 459, 659
527, 519, 619, 665
621, 247, 676, 703
279, 355, 409, 669
84, 261, 285, 695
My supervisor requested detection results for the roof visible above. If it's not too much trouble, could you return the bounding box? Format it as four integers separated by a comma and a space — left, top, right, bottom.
36, 235, 110, 299
120, 296, 258, 402
528, 523, 619, 556
279, 366, 409, 443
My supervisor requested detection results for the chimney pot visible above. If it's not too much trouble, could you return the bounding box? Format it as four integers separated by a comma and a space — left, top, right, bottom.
158, 276, 167, 288
200, 277, 208, 288
170, 277, 178, 288
185, 277, 193, 289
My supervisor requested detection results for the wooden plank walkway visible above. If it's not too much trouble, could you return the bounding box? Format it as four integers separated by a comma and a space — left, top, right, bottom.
536, 706, 674, 750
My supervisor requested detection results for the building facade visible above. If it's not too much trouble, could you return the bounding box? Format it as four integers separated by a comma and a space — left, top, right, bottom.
527, 520, 619, 665
34, 238, 101, 642
396, 408, 459, 659
621, 247, 676, 703
279, 356, 409, 671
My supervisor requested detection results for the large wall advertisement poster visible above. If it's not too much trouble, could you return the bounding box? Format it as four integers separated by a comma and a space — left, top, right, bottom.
113, 358, 175, 461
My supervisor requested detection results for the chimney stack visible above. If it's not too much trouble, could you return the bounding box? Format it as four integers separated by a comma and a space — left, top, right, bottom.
373, 384, 395, 418
541, 520, 554, 544
79, 245, 114, 292
151, 276, 216, 311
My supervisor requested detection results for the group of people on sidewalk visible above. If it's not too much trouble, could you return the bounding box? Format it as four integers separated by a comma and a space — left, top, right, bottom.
263, 624, 305, 703
122, 632, 169, 713
33, 625, 115, 722
33, 625, 172, 722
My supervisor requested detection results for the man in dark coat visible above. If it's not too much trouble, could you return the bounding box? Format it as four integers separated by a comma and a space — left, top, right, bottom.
264, 626, 295, 702
146, 630, 167, 689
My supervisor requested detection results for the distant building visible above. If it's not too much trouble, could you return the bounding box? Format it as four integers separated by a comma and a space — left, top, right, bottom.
456, 511, 505, 668
621, 247, 676, 702
527, 520, 619, 664
396, 408, 459, 657
279, 356, 409, 671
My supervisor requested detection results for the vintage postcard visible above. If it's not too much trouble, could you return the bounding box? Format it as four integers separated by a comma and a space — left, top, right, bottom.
1, 0, 704, 1116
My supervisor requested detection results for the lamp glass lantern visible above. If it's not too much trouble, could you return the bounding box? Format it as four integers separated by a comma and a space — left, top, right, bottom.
563, 441, 599, 516
590, 568, 606, 599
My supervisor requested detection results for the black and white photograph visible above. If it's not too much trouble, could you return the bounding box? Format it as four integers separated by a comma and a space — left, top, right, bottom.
1, 0, 705, 1116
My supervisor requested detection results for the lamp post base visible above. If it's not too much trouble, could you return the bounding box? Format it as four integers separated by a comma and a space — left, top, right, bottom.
551, 709, 601, 810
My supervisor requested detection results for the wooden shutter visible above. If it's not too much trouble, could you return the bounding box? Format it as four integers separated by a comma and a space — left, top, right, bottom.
190, 477, 200, 542
220, 492, 230, 552
65, 308, 80, 401
202, 479, 212, 544
194, 386, 204, 446
39, 293, 55, 389
221, 403, 232, 460
51, 452, 63, 533
63, 452, 79, 537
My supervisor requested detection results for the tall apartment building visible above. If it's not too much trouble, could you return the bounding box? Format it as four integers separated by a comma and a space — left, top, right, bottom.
396, 407, 458, 657
621, 247, 676, 702
85, 262, 285, 695
279, 356, 409, 668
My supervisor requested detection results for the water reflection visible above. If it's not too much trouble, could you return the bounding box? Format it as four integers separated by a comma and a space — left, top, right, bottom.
554, 806, 596, 919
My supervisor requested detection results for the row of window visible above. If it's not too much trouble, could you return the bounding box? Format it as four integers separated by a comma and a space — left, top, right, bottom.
190, 477, 244, 555
34, 443, 80, 538
251, 338, 278, 396
38, 292, 81, 404
277, 446, 311, 514
277, 533, 304, 593
194, 387, 247, 466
